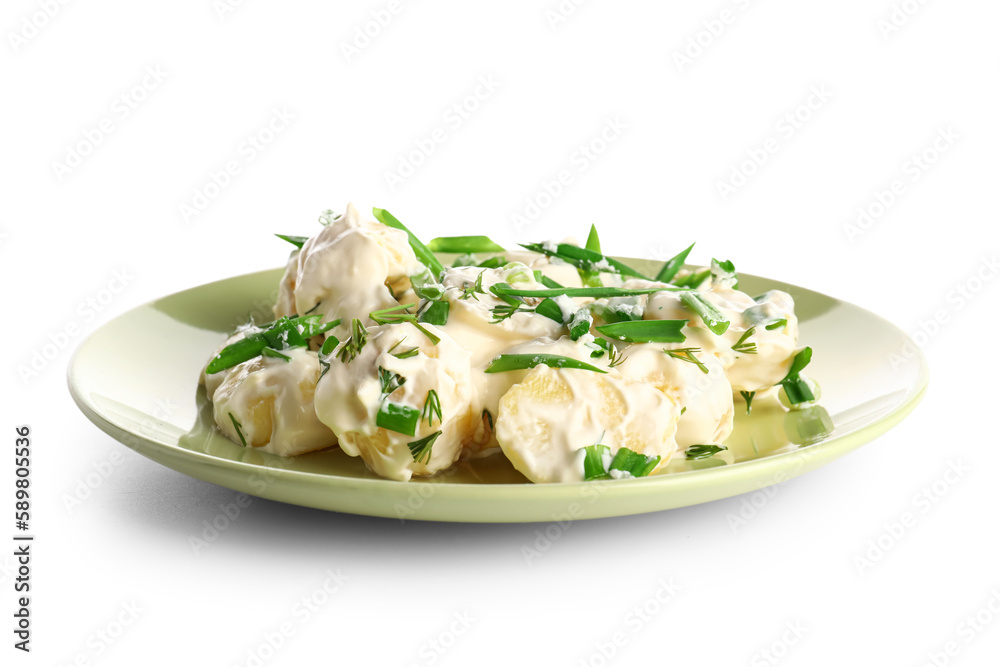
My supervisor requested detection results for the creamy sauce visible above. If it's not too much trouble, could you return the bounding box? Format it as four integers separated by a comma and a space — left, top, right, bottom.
203, 208, 814, 483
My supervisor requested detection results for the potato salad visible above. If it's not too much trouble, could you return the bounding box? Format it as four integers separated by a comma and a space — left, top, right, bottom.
200, 203, 820, 483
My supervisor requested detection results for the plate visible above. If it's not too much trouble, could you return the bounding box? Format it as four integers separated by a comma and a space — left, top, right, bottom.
68, 259, 928, 522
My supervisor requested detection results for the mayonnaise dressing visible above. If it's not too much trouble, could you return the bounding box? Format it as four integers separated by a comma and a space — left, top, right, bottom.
274, 203, 422, 339
313, 322, 477, 481
495, 364, 680, 483
212, 347, 338, 456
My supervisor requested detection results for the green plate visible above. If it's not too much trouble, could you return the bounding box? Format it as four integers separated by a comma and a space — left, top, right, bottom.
68, 259, 928, 522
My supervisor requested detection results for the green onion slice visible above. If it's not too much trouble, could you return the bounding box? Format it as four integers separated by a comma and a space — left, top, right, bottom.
427, 235, 504, 253
778, 347, 815, 405
679, 292, 730, 335
490, 285, 686, 299
275, 234, 308, 249
569, 308, 593, 340
376, 401, 421, 436
595, 320, 687, 343
520, 243, 647, 279
673, 268, 711, 289
261, 347, 292, 362
655, 242, 695, 284
418, 300, 450, 326
484, 354, 608, 374
686, 444, 726, 460
373, 207, 446, 278
206, 315, 340, 374
581, 444, 611, 481
608, 447, 661, 477
585, 225, 602, 253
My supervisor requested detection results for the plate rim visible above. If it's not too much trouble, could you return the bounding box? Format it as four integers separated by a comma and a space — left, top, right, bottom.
67, 265, 930, 521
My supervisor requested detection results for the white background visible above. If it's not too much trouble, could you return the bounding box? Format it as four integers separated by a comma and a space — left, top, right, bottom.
3, 0, 999, 665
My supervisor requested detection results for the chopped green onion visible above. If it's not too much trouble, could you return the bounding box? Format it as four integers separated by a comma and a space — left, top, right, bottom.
588, 336, 613, 358
731, 327, 758, 354
778, 347, 815, 405
569, 308, 593, 340
206, 315, 340, 374
275, 234, 308, 249
595, 320, 687, 343
765, 319, 787, 331
320, 336, 339, 356
491, 285, 686, 299
427, 235, 504, 253
654, 242, 695, 284
739, 390, 755, 415
532, 271, 564, 289
261, 347, 292, 362
679, 292, 730, 335
673, 268, 711, 289
585, 224, 602, 253
664, 347, 708, 373
686, 444, 726, 460
484, 354, 608, 374
376, 401, 421, 436
520, 243, 647, 279
608, 447, 661, 477
421, 389, 442, 427
477, 256, 506, 269
411, 273, 445, 301
489, 282, 524, 306
373, 207, 446, 278
228, 413, 248, 447
533, 298, 565, 324
418, 300, 450, 326
590, 300, 643, 324
711, 258, 738, 289
581, 444, 611, 481
337, 318, 368, 363
408, 431, 441, 464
